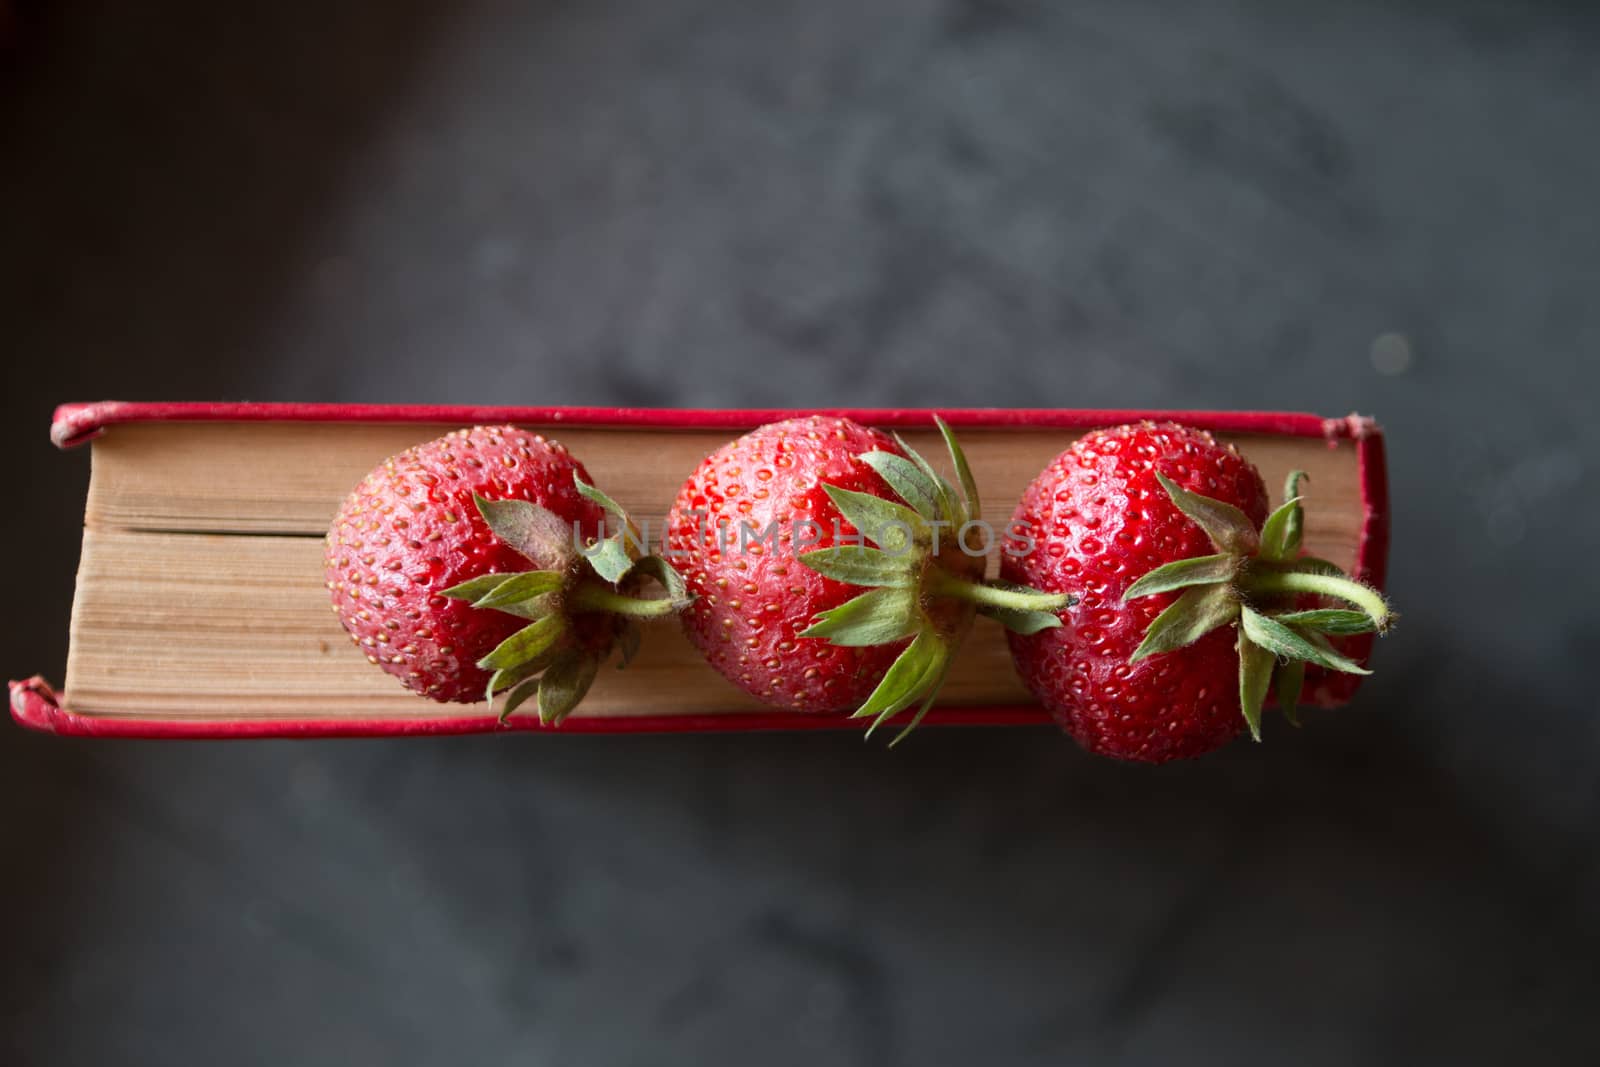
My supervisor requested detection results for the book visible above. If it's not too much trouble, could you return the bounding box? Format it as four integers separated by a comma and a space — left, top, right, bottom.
11, 402, 1389, 737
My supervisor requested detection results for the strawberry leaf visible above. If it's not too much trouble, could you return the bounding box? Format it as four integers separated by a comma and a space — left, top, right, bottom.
1154, 473, 1260, 555
888, 656, 954, 747
861, 450, 944, 522
484, 641, 568, 707
472, 570, 564, 610
822, 485, 928, 552
478, 613, 568, 671
977, 603, 1064, 635
798, 546, 918, 587
1239, 607, 1371, 675
488, 661, 531, 697
572, 476, 628, 522
472, 494, 576, 570
1302, 627, 1363, 664
441, 573, 516, 602
851, 630, 945, 728
1259, 495, 1304, 563
1122, 553, 1236, 601
485, 596, 562, 621
1260, 470, 1309, 563
799, 587, 921, 646
1273, 608, 1376, 635
1276, 659, 1305, 727
620, 554, 691, 607
536, 651, 601, 726
616, 622, 642, 669
1280, 470, 1307, 557
1129, 584, 1240, 663
586, 543, 634, 584
573, 474, 649, 584
1238, 635, 1274, 742
498, 676, 542, 723
935, 416, 980, 522
892, 431, 960, 525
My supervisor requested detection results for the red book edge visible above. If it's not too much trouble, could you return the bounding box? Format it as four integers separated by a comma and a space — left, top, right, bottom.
12, 402, 1389, 739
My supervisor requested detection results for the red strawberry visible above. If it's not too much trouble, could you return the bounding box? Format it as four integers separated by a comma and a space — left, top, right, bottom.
326, 425, 686, 721
667, 415, 1072, 741
1002, 422, 1393, 762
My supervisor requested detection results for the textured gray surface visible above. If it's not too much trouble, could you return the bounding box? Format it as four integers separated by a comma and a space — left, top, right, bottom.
3, 1, 1598, 1063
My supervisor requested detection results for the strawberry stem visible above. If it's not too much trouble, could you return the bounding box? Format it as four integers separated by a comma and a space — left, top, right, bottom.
926, 569, 1075, 613
571, 581, 682, 619
1242, 570, 1393, 632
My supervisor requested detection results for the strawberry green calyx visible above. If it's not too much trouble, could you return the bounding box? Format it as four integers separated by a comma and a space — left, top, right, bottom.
441, 475, 690, 725
1124, 470, 1395, 741
798, 417, 1076, 744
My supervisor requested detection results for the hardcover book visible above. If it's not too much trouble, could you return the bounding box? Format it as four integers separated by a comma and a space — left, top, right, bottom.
10, 403, 1388, 738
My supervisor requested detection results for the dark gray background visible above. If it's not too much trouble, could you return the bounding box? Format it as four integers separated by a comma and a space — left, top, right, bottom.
3, 1, 1597, 1063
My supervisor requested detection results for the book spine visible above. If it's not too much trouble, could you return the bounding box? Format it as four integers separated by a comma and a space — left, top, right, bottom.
19, 405, 1389, 738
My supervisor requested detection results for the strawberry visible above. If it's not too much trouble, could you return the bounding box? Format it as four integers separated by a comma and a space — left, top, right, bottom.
666, 415, 1073, 742
325, 425, 686, 722
1001, 422, 1394, 762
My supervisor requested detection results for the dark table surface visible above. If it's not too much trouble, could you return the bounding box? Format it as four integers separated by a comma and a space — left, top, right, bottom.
3, 2, 1597, 1064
